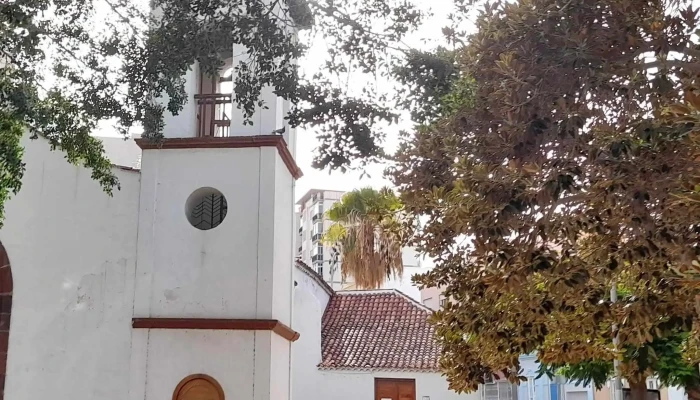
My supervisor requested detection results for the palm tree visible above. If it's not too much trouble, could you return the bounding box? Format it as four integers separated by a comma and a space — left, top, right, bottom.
323, 187, 406, 289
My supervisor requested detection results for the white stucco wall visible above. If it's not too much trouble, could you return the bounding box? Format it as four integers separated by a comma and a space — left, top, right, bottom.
133, 146, 293, 323
666, 386, 687, 400
135, 330, 255, 400
380, 264, 426, 301
292, 266, 331, 400
134, 147, 262, 319
315, 370, 481, 400
0, 136, 141, 400
271, 151, 294, 326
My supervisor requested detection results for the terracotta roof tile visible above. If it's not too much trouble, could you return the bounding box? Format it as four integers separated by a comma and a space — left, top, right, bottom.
319, 290, 439, 372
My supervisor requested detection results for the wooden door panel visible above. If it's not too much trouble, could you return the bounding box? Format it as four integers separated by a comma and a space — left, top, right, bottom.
375, 379, 416, 400
398, 381, 415, 400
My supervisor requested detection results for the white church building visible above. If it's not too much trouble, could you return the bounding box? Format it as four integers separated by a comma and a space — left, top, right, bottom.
0, 14, 487, 399
0, 97, 485, 400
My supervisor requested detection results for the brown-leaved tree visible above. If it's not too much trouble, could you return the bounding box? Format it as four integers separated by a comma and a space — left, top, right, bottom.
391, 0, 700, 397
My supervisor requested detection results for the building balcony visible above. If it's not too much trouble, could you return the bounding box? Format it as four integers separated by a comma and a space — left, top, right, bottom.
312, 233, 322, 242
312, 213, 323, 222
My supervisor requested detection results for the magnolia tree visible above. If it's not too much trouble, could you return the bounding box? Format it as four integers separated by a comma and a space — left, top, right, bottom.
390, 0, 700, 398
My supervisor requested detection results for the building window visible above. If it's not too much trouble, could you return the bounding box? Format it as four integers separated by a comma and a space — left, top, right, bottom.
173, 374, 224, 400
185, 187, 228, 230
313, 202, 324, 217
439, 295, 446, 308
313, 222, 323, 237
312, 244, 324, 263
482, 380, 515, 400
566, 392, 588, 400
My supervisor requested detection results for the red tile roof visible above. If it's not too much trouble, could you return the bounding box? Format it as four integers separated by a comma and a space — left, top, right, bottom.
320, 290, 439, 372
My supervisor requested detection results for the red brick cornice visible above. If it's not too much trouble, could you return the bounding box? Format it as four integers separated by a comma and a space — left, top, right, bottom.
131, 318, 300, 342
135, 135, 303, 180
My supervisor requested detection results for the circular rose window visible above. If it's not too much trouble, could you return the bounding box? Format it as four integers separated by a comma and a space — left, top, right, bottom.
185, 187, 228, 230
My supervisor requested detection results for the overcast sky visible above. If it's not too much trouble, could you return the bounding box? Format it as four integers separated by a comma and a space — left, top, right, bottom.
294, 0, 458, 199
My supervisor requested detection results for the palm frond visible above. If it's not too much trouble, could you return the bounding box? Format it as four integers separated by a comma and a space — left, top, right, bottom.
326, 188, 406, 289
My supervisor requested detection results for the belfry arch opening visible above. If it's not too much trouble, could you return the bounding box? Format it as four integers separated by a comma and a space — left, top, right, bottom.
0, 241, 12, 400
196, 57, 234, 138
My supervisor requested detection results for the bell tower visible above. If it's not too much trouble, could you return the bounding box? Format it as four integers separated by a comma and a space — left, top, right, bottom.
128, 5, 302, 399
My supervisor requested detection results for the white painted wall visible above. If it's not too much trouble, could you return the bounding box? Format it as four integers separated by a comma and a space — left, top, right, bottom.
380, 264, 427, 301
272, 151, 294, 326
313, 370, 481, 400
666, 386, 687, 400
136, 330, 256, 400
0, 136, 141, 400
134, 147, 262, 319
292, 265, 331, 400
133, 146, 293, 324
97, 136, 142, 169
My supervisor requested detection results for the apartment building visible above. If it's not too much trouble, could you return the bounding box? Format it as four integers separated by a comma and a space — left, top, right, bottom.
296, 189, 348, 289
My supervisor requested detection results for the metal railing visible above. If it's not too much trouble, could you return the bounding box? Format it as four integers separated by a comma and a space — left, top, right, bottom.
195, 93, 231, 137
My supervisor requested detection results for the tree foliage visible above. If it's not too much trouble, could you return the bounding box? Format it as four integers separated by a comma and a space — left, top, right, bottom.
538, 332, 700, 396
0, 0, 442, 221
324, 187, 407, 289
391, 0, 700, 394
0, 111, 24, 228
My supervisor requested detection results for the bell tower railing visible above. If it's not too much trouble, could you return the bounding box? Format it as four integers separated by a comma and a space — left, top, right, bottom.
195, 93, 232, 137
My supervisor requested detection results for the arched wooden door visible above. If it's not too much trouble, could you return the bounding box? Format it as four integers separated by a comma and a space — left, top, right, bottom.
173, 374, 224, 400
0, 242, 12, 400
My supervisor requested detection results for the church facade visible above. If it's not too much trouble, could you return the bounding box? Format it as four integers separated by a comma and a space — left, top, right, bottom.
0, 26, 301, 398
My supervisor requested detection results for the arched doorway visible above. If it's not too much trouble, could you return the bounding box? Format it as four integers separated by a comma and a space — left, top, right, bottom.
173, 374, 224, 400
0, 242, 12, 400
